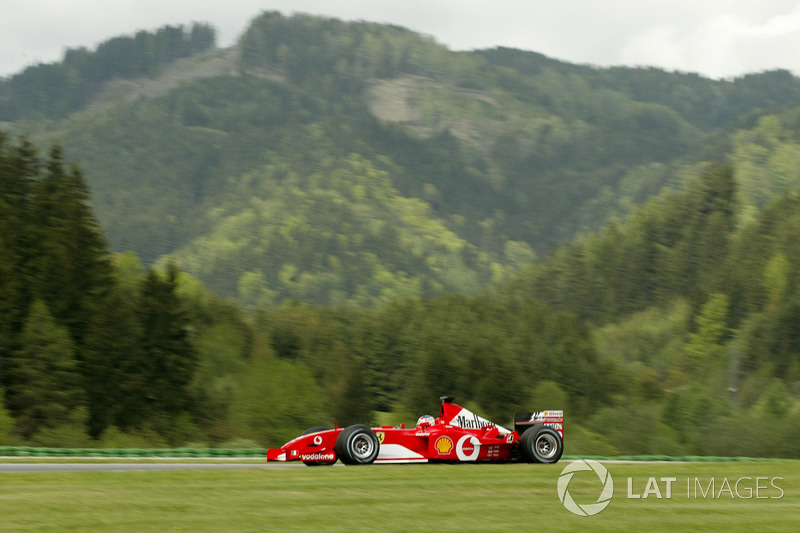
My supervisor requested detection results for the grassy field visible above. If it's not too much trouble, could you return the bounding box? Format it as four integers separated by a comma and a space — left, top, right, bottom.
1, 461, 797, 532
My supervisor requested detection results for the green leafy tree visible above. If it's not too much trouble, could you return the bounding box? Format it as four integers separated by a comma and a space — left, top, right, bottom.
763, 252, 790, 306
683, 293, 730, 375
334, 357, 376, 426
231, 357, 324, 445
751, 378, 791, 420
742, 288, 800, 379
529, 380, 569, 412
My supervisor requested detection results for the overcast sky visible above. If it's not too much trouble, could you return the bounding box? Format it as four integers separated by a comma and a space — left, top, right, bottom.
3, 1, 800, 79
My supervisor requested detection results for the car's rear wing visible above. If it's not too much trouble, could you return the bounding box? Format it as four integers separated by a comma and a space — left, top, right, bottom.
514, 411, 564, 439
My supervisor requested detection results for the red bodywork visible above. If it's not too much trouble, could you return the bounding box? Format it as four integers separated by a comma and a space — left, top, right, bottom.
266, 398, 564, 464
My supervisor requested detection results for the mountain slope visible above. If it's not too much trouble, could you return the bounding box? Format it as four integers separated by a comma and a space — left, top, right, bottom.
5, 11, 800, 304
168, 152, 532, 307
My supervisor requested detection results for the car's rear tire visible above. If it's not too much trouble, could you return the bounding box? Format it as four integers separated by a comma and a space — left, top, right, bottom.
335, 425, 380, 465
520, 425, 563, 463
301, 427, 336, 466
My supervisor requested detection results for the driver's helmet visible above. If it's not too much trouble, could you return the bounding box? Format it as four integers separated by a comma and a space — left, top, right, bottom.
416, 414, 435, 429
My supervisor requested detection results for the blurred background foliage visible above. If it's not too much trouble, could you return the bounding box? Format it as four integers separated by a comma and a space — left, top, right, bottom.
3, 12, 800, 456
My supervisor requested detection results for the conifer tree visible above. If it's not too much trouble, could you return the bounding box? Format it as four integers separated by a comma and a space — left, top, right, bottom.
0, 135, 39, 384
7, 300, 83, 439
677, 163, 737, 304
82, 286, 145, 437
26, 145, 113, 348
136, 264, 198, 419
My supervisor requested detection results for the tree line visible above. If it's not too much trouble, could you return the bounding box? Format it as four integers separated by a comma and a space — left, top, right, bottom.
0, 134, 614, 448
3, 131, 800, 455
0, 134, 197, 442
0, 23, 216, 121
500, 163, 800, 457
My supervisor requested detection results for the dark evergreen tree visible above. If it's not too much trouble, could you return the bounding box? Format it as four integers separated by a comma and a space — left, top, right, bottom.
26, 145, 113, 348
334, 357, 375, 426
136, 264, 198, 420
675, 163, 737, 305
7, 300, 83, 439
0, 135, 39, 391
82, 285, 144, 437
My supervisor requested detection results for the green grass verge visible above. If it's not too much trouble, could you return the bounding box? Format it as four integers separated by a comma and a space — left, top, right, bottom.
0, 446, 267, 458
0, 461, 797, 532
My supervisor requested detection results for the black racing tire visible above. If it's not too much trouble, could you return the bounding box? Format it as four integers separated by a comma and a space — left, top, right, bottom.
301, 427, 336, 466
335, 424, 380, 465
520, 425, 563, 464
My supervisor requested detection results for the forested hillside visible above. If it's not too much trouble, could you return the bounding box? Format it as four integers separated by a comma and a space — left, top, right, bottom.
2, 12, 800, 456
0, 135, 610, 447
0, 23, 217, 120
5, 12, 800, 305
2, 134, 800, 456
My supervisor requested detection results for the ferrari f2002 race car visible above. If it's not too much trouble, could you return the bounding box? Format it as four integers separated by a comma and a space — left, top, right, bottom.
266, 396, 564, 465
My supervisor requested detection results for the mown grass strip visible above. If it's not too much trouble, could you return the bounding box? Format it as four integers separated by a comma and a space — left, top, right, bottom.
0, 446, 789, 461
0, 446, 266, 458
1, 461, 797, 532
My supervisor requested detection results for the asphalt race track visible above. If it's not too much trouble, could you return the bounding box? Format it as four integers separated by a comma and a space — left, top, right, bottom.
0, 462, 306, 473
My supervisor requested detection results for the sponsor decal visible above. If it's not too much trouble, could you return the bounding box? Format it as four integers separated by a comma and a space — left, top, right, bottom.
451, 407, 510, 435
455, 413, 493, 430
456, 435, 480, 461
434, 436, 454, 455
376, 432, 385, 444
301, 452, 336, 462
313, 435, 323, 445
529, 410, 564, 421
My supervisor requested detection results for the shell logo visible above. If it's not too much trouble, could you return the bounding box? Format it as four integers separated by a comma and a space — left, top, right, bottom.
434, 436, 454, 455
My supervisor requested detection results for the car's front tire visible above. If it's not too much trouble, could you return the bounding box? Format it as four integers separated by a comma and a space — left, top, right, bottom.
335, 425, 380, 465
520, 425, 563, 463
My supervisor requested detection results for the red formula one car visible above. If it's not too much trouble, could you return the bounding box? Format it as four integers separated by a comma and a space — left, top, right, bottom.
266, 396, 564, 465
